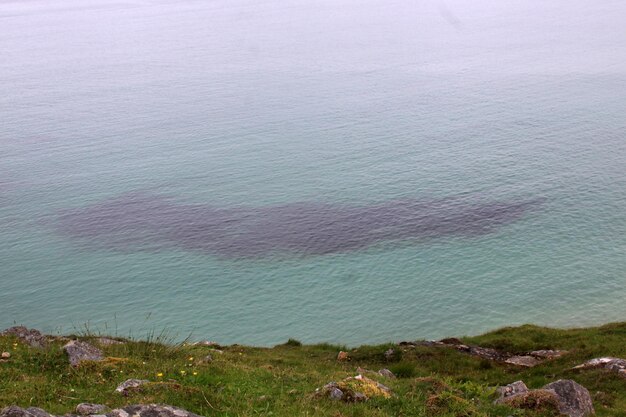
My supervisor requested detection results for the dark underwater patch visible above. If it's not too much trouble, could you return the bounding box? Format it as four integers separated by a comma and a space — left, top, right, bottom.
55, 193, 544, 258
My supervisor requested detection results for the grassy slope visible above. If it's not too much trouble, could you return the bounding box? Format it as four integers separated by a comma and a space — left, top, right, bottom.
1, 323, 626, 417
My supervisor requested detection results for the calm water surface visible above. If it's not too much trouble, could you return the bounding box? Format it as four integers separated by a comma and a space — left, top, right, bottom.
1, 0, 626, 345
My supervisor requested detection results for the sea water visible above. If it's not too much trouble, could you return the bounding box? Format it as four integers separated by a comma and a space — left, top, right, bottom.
1, 0, 626, 345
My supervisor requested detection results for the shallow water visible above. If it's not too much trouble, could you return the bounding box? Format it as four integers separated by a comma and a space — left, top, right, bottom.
1, 0, 626, 345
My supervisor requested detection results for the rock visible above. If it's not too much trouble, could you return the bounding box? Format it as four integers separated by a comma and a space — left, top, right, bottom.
1, 407, 34, 417
107, 405, 202, 417
1, 352, 10, 359
574, 357, 626, 374
505, 355, 541, 367
76, 404, 107, 415
439, 337, 464, 345
315, 374, 392, 403
193, 340, 221, 347
495, 380, 529, 403
95, 337, 124, 346
63, 340, 104, 366
354, 367, 395, 379
321, 382, 344, 400
115, 379, 149, 394
1, 327, 47, 348
383, 348, 396, 360
337, 351, 349, 361
460, 345, 508, 362
543, 379, 595, 417
378, 368, 396, 378
0, 407, 52, 417
416, 340, 445, 347
107, 411, 129, 417
24, 408, 52, 417
529, 349, 567, 359
201, 354, 213, 363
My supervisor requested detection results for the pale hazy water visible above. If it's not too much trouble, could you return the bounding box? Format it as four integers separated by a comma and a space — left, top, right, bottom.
1, 0, 626, 345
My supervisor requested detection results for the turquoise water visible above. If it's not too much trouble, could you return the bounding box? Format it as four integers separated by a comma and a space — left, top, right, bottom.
1, 0, 626, 345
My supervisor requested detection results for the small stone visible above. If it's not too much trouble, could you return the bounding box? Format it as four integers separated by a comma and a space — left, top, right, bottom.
1, 352, 10, 359
193, 340, 220, 347
76, 404, 107, 415
505, 355, 541, 367
63, 340, 104, 366
115, 378, 149, 393
378, 368, 396, 378
352, 392, 368, 402
329, 387, 344, 400
529, 349, 567, 359
495, 381, 529, 404
201, 354, 213, 363
96, 337, 124, 346
337, 351, 349, 361
383, 348, 395, 360
439, 338, 463, 345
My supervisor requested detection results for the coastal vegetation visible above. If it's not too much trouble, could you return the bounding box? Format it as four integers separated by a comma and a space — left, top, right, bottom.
2, 323, 626, 416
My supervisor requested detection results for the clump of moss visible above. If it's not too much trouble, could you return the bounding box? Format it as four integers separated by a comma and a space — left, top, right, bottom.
503, 390, 561, 414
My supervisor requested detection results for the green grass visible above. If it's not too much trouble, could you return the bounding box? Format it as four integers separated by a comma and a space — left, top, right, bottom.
2, 323, 626, 416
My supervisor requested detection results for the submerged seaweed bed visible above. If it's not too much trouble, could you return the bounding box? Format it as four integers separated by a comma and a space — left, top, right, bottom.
1, 323, 626, 416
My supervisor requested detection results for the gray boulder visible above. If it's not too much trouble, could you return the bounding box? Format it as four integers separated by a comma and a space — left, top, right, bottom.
543, 379, 595, 417
76, 404, 107, 415
107, 405, 203, 417
0, 407, 51, 417
24, 409, 52, 417
1, 327, 47, 348
63, 340, 104, 366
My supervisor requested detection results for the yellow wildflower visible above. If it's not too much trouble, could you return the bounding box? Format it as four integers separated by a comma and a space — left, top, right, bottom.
157, 372, 163, 377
